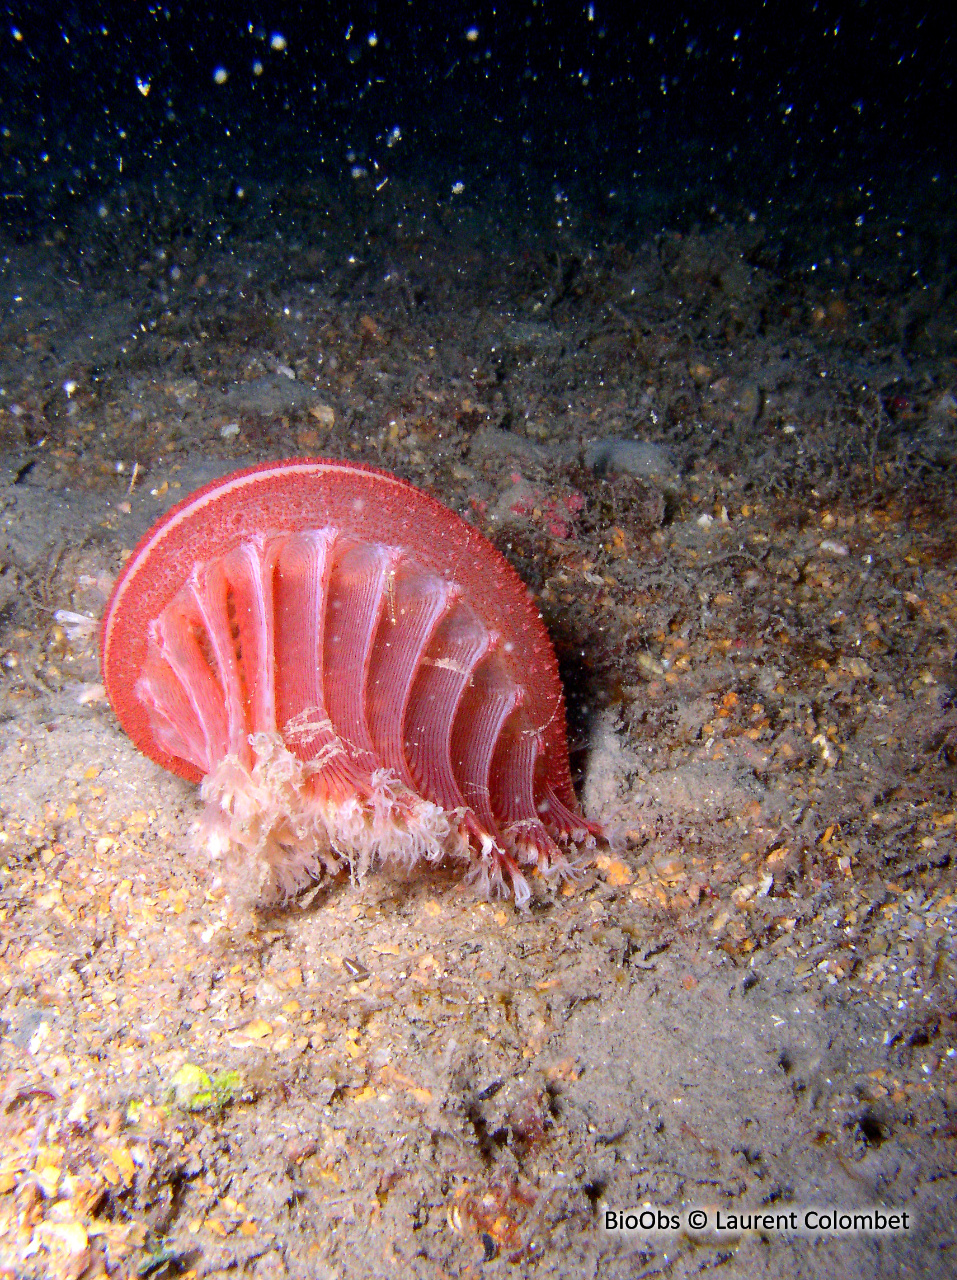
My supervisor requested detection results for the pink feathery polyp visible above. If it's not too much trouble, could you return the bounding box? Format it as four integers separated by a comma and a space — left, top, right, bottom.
101, 458, 599, 904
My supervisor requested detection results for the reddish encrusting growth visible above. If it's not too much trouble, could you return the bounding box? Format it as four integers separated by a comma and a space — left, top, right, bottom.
101, 459, 599, 904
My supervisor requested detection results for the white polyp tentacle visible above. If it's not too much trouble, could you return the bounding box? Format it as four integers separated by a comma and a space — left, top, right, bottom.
199, 734, 482, 902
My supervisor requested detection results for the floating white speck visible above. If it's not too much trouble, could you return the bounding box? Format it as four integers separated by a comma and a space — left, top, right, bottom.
270, 33, 287, 51
136, 77, 151, 97
213, 66, 229, 85
465, 26, 479, 41
451, 181, 465, 195
63, 379, 77, 398
252, 60, 263, 76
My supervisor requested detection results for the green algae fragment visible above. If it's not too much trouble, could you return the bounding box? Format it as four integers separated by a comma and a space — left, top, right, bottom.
168, 1063, 242, 1112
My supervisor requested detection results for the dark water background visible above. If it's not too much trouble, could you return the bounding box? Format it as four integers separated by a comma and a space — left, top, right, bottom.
2, 1, 954, 274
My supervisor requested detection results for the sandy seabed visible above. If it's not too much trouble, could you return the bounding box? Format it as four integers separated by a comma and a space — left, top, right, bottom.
1, 175, 955, 1278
